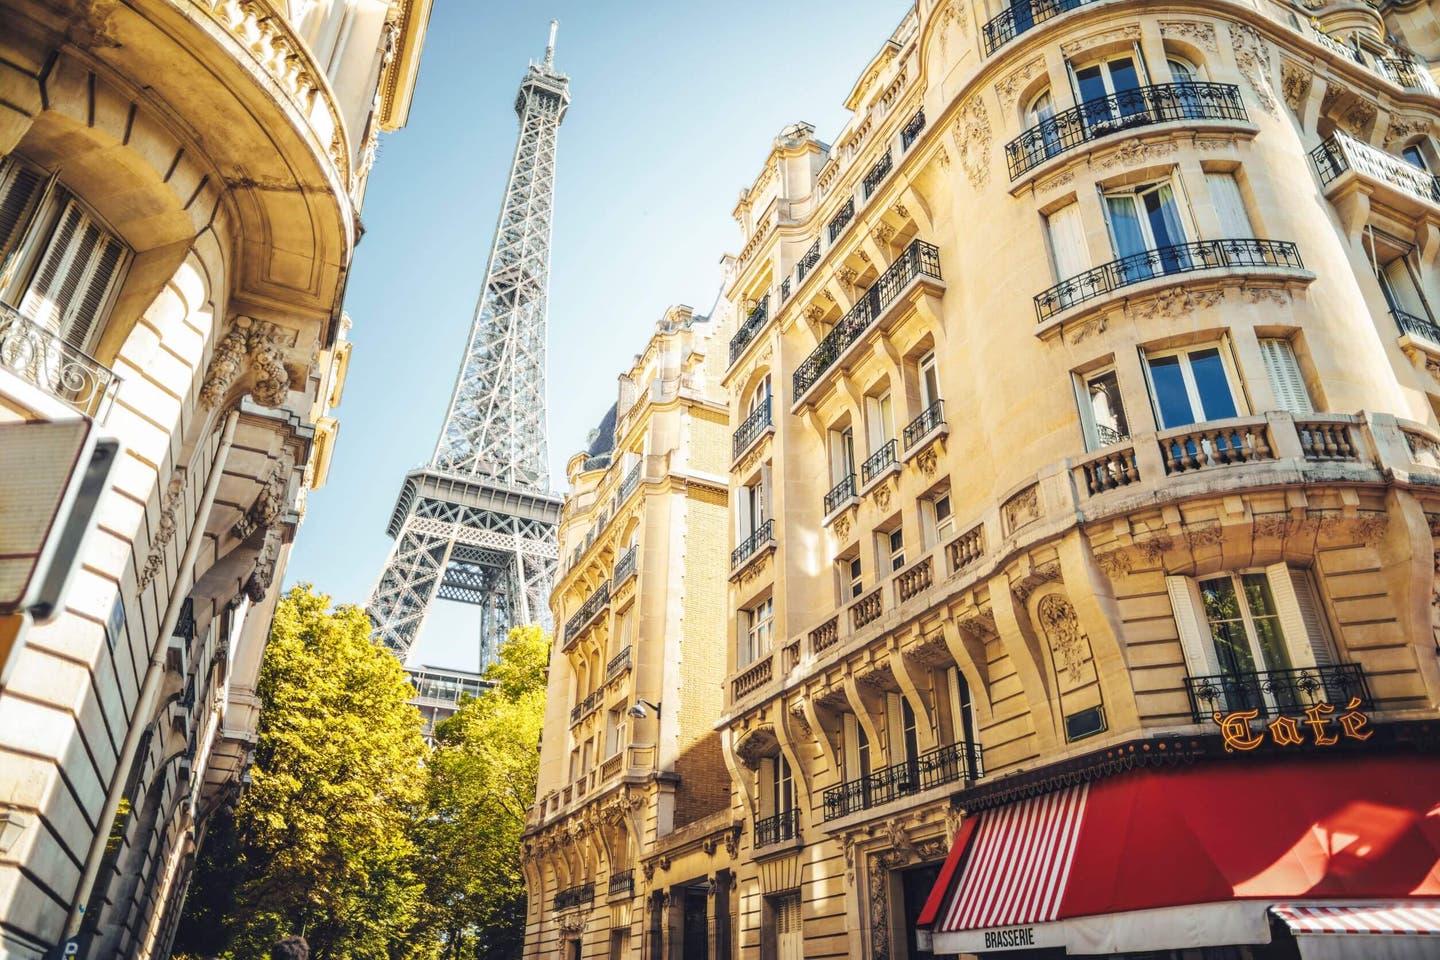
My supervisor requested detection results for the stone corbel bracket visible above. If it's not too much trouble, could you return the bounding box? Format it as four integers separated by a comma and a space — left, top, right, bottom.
200, 317, 292, 410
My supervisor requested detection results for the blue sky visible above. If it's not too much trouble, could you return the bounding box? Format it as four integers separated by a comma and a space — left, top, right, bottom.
286, 0, 910, 671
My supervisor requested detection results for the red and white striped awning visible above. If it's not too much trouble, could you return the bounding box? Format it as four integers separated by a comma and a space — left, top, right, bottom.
939, 783, 1089, 931
1273, 903, 1440, 936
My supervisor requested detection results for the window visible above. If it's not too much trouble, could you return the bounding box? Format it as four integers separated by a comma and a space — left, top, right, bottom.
841, 713, 871, 782
888, 694, 920, 787
771, 893, 803, 960
1076, 365, 1130, 449
1258, 338, 1314, 415
1206, 171, 1253, 238
764, 753, 794, 817
1143, 344, 1241, 429
1403, 144, 1428, 170
1167, 565, 1337, 711
1025, 87, 1062, 164
748, 375, 772, 414
1371, 236, 1434, 333
945, 666, 981, 779
606, 706, 627, 759
1104, 179, 1190, 275
740, 597, 774, 667
828, 425, 856, 486
738, 466, 772, 540
1072, 53, 1145, 129
922, 491, 955, 549
918, 351, 941, 411
865, 391, 895, 455
880, 527, 905, 573
1046, 200, 1090, 290
840, 554, 863, 600
0, 158, 128, 352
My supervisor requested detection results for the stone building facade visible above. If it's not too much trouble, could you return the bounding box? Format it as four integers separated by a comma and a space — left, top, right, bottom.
716, 1, 1440, 959
0, 1, 429, 956
523, 306, 739, 960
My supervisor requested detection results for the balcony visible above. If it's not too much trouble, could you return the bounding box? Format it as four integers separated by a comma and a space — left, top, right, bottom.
731, 518, 775, 573
824, 473, 858, 516
1183, 663, 1372, 723
1034, 238, 1303, 324
901, 108, 926, 151
609, 869, 633, 898
794, 239, 943, 400
1006, 82, 1246, 181
822, 740, 982, 821
946, 523, 986, 572
606, 645, 632, 680
733, 396, 773, 462
982, 0, 1099, 56
613, 544, 638, 589
617, 461, 642, 504
728, 295, 771, 366
896, 555, 933, 604
1378, 57, 1437, 93
903, 400, 945, 452
827, 198, 855, 242
860, 439, 898, 486
755, 808, 800, 848
810, 616, 840, 655
554, 882, 595, 911
1393, 308, 1440, 345
569, 690, 600, 726
0, 304, 122, 419
863, 149, 893, 199
563, 581, 610, 648
1158, 417, 1274, 475
732, 653, 774, 701
849, 588, 882, 631
1311, 132, 1440, 208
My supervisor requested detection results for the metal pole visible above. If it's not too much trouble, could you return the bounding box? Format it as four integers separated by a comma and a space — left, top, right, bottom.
64, 409, 241, 939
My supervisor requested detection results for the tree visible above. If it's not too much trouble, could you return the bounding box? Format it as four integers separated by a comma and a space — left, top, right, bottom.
415, 625, 549, 959
175, 585, 432, 959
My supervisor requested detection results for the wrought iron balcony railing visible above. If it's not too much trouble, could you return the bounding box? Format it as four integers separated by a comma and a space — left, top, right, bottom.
569, 690, 600, 726
861, 439, 898, 485
0, 303, 122, 419
618, 461, 642, 504
1034, 238, 1303, 323
982, 0, 1098, 56
794, 238, 942, 398
564, 581, 611, 645
731, 518, 774, 571
733, 396, 773, 461
1006, 82, 1246, 180
729, 295, 771, 366
1183, 663, 1371, 723
609, 870, 633, 897
863, 149, 893, 198
796, 239, 821, 282
1379, 57, 1435, 92
613, 544, 638, 588
1311, 132, 1440, 205
755, 808, 800, 847
554, 883, 595, 911
828, 198, 855, 242
822, 740, 982, 821
1393, 308, 1440, 344
824, 473, 857, 515
903, 400, 944, 450
606, 644, 632, 679
901, 108, 926, 150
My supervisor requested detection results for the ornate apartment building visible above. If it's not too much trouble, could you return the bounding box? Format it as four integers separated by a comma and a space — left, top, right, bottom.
523, 306, 741, 960
0, 1, 428, 957
716, 1, 1440, 959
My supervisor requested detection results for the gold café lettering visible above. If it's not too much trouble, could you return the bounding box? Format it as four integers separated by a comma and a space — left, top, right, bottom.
1213, 697, 1374, 753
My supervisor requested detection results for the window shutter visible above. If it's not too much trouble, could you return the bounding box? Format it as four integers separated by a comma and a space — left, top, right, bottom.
1266, 563, 1336, 668
759, 464, 772, 525
64, 231, 124, 352
19, 201, 84, 332
1259, 338, 1314, 415
1205, 172, 1252, 238
0, 159, 48, 285
1166, 575, 1218, 677
1046, 201, 1090, 281
16, 200, 126, 349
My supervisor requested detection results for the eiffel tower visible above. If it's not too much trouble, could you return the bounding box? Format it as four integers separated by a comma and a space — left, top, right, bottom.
368, 22, 568, 669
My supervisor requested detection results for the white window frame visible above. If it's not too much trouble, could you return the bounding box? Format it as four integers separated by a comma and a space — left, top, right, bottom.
840, 554, 863, 601
1141, 340, 1247, 429
1258, 337, 1314, 415
1101, 177, 1193, 259
740, 596, 775, 668
828, 425, 856, 486
918, 351, 941, 411
865, 390, 895, 456
880, 526, 905, 574
923, 491, 955, 549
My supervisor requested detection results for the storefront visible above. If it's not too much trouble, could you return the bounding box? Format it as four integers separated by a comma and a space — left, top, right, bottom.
918, 752, 1440, 958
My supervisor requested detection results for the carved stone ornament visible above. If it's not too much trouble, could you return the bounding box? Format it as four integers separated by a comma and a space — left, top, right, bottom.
872, 222, 896, 246
1094, 549, 1132, 578
234, 457, 292, 540
558, 913, 585, 934
1098, 138, 1177, 171
1037, 593, 1086, 683
1184, 522, 1225, 549
1228, 21, 1277, 115
138, 469, 188, 590
1038, 169, 1076, 194
1127, 286, 1224, 322
1159, 20, 1218, 54
916, 447, 938, 477
995, 56, 1045, 112
869, 850, 894, 960
244, 525, 282, 602
1385, 115, 1431, 152
200, 318, 291, 409
1002, 484, 1041, 535
1281, 60, 1312, 114
837, 265, 859, 286
950, 96, 992, 189
944, 806, 965, 845
873, 482, 893, 511
802, 303, 826, 325
937, 0, 965, 56
833, 513, 851, 541
892, 201, 910, 220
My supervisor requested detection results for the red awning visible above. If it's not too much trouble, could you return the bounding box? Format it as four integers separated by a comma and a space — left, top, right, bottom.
926, 755, 1440, 954
1273, 903, 1440, 936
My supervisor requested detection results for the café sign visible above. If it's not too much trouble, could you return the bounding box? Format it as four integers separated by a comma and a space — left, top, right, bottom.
1213, 697, 1373, 753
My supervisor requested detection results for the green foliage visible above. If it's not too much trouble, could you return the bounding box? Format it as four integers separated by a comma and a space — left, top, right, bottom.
175, 585, 432, 960
413, 625, 549, 959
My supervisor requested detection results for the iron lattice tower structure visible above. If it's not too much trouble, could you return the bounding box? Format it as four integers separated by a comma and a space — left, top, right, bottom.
368, 23, 568, 667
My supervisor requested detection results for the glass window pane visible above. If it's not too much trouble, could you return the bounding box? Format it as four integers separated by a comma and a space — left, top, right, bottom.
1147, 355, 1195, 427
1107, 194, 1150, 265
1241, 574, 1294, 672
1108, 58, 1140, 92
1075, 65, 1107, 103
1188, 348, 1238, 420
1200, 576, 1257, 675
1088, 368, 1129, 443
